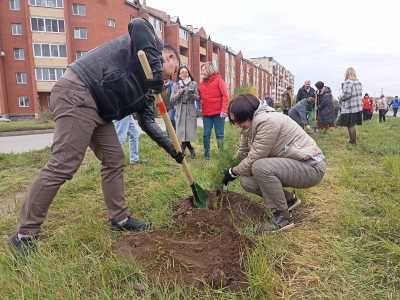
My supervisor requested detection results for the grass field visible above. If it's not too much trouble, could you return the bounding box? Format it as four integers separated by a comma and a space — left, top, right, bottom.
0, 119, 54, 132
0, 117, 399, 299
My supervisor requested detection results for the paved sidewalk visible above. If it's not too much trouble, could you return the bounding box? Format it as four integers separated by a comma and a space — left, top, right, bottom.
0, 118, 205, 154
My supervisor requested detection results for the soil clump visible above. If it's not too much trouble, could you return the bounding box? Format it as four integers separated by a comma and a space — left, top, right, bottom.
113, 191, 268, 290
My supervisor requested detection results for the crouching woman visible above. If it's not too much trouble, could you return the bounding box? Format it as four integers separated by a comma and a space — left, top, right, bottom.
222, 94, 326, 231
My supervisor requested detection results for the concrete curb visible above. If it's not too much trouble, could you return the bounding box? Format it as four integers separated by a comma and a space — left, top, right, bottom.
0, 128, 55, 137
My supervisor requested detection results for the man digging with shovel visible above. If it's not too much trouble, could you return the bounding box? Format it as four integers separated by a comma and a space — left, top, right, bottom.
9, 18, 183, 255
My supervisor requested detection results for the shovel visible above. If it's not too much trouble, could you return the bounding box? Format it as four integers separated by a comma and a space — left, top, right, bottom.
137, 50, 208, 208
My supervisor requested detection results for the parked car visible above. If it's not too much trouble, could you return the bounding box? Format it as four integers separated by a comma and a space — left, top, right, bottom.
0, 117, 11, 122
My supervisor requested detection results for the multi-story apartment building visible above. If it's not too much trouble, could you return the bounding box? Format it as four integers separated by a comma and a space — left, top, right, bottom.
250, 56, 294, 103
0, 0, 292, 119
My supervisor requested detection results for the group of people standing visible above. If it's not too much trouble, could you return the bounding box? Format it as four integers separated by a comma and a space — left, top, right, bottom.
113, 62, 229, 163
163, 62, 228, 161
281, 79, 337, 131
275, 67, 397, 145
363, 94, 399, 123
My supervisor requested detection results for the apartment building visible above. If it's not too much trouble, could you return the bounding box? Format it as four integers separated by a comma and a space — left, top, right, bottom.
0, 0, 291, 119
250, 56, 295, 103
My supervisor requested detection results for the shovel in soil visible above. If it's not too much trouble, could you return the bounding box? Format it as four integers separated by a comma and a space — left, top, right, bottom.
137, 50, 208, 208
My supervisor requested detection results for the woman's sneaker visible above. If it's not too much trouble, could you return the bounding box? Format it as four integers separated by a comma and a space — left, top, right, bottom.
287, 195, 302, 211
111, 216, 151, 232
284, 190, 302, 211
262, 210, 295, 232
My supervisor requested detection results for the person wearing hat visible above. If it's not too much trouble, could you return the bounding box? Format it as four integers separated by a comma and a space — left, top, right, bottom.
9, 18, 183, 255
315, 81, 336, 129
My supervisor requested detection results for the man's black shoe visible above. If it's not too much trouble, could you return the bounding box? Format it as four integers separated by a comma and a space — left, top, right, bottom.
111, 216, 151, 232
8, 234, 37, 256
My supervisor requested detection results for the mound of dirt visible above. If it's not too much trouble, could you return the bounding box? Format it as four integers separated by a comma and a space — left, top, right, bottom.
113, 191, 268, 290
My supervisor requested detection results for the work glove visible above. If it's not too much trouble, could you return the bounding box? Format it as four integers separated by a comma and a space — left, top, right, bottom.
173, 151, 185, 164
222, 168, 238, 186
144, 78, 164, 94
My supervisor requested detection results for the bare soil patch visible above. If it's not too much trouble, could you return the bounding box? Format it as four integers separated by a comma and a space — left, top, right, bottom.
113, 191, 268, 290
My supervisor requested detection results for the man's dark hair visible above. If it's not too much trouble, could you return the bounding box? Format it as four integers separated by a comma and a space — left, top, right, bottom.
365, 93, 369, 96
163, 44, 180, 65
228, 93, 260, 124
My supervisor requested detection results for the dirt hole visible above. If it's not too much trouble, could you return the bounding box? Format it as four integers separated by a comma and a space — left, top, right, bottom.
113, 191, 268, 291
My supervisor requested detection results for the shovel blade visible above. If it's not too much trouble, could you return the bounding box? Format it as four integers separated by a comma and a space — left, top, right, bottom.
190, 182, 208, 208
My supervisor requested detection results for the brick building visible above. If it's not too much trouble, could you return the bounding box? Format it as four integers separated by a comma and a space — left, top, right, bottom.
0, 0, 293, 119
250, 56, 295, 103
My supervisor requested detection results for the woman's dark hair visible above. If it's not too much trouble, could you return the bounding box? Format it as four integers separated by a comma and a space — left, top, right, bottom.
228, 94, 261, 124
315, 81, 324, 90
176, 65, 193, 81
365, 93, 369, 96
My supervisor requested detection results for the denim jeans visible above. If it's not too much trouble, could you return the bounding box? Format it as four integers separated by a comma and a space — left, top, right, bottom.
203, 115, 225, 156
113, 115, 140, 162
168, 109, 176, 130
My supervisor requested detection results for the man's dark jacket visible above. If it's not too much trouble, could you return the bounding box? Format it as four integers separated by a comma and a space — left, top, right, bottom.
296, 86, 316, 103
69, 18, 177, 157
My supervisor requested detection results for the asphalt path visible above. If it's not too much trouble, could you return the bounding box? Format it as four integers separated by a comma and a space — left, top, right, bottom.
0, 118, 205, 154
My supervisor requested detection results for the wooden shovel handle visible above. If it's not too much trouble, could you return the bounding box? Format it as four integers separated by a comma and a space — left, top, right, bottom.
137, 50, 194, 185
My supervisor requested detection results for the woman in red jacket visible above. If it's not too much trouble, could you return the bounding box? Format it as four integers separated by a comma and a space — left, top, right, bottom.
362, 93, 373, 121
198, 62, 229, 160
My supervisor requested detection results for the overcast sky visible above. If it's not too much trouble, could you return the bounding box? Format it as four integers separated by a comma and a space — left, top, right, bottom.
148, 0, 399, 97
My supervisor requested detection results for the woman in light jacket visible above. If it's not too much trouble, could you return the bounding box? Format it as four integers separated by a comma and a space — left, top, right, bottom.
337, 67, 363, 144
198, 62, 229, 160
171, 66, 199, 159
222, 94, 326, 232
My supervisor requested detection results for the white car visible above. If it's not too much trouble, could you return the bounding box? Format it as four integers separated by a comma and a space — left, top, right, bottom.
0, 117, 11, 122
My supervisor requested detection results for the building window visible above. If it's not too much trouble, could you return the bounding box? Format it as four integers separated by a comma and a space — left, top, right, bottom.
18, 96, 30, 107
73, 27, 87, 39
149, 16, 162, 32
106, 18, 116, 28
11, 24, 23, 36
31, 17, 65, 33
16, 72, 28, 84
72, 3, 86, 16
76, 51, 87, 60
9, 0, 21, 10
35, 67, 65, 81
13, 48, 25, 60
33, 43, 67, 58
29, 0, 64, 8
179, 28, 188, 40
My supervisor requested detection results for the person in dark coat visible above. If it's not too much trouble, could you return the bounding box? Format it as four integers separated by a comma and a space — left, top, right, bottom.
296, 80, 316, 103
296, 80, 316, 124
315, 81, 336, 128
289, 97, 315, 128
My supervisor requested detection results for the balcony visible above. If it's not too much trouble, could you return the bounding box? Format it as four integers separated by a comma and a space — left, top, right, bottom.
199, 47, 206, 56
180, 55, 189, 66
36, 81, 56, 92
179, 38, 188, 48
